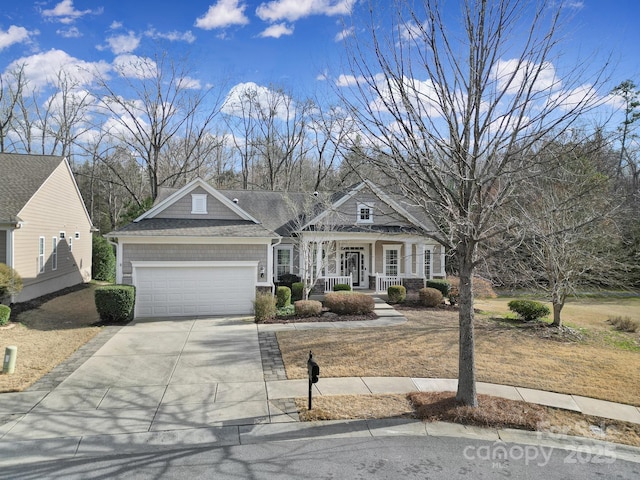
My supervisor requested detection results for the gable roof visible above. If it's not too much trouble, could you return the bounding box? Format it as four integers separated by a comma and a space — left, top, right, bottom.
0, 153, 64, 223
136, 178, 261, 224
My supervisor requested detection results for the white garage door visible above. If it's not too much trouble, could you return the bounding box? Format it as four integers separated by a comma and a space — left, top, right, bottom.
133, 263, 257, 317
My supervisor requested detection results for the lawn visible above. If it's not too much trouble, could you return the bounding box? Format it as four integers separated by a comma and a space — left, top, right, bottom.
277, 296, 640, 407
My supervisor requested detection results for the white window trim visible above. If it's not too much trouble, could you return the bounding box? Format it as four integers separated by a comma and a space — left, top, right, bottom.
69, 236, 73, 252
275, 245, 294, 281
38, 236, 45, 273
52, 237, 58, 271
59, 231, 66, 240
356, 203, 374, 224
75, 232, 80, 239
382, 244, 400, 276
191, 193, 208, 214
423, 245, 434, 279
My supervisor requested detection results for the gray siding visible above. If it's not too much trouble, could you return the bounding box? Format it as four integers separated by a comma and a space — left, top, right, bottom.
327, 191, 415, 227
122, 243, 268, 282
157, 186, 244, 220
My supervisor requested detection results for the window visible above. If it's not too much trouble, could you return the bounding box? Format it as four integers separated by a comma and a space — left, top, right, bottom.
383, 245, 400, 276
59, 231, 65, 239
275, 246, 293, 280
38, 237, 45, 273
357, 203, 374, 224
52, 237, 58, 270
424, 247, 433, 279
75, 232, 80, 239
68, 236, 73, 252
191, 194, 208, 214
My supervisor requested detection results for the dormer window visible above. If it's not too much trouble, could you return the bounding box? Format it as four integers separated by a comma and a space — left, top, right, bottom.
357, 203, 374, 224
191, 194, 207, 214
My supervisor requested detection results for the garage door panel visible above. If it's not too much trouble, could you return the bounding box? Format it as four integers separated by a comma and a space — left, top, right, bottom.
134, 265, 256, 317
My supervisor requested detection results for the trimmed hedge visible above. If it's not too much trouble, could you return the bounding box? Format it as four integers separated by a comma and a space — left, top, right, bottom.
0, 304, 10, 326
94, 285, 136, 323
254, 292, 277, 322
92, 235, 116, 283
291, 282, 304, 302
276, 286, 291, 308
387, 285, 406, 304
294, 300, 323, 317
426, 279, 451, 297
508, 300, 550, 322
333, 283, 352, 292
0, 263, 23, 298
324, 291, 374, 315
277, 273, 300, 288
419, 287, 443, 307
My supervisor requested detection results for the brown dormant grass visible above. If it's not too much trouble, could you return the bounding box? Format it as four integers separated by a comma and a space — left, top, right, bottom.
277, 304, 640, 406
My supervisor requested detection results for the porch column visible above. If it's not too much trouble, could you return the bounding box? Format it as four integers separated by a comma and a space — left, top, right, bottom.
440, 248, 446, 278
5, 229, 13, 268
417, 244, 425, 277
335, 242, 341, 275
370, 242, 376, 275
315, 241, 322, 277
266, 241, 274, 283
404, 242, 413, 277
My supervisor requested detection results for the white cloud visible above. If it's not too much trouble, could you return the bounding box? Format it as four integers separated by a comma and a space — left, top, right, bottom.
549, 83, 599, 111
57, 27, 82, 38
112, 54, 157, 79
399, 20, 427, 42
259, 23, 294, 38
335, 74, 363, 87
144, 28, 196, 43
256, 0, 356, 22
4, 49, 110, 90
0, 25, 36, 51
195, 0, 249, 30
222, 82, 293, 120
334, 26, 353, 42
41, 0, 101, 24
105, 32, 140, 55
492, 59, 560, 96
110, 21, 123, 30
369, 75, 444, 118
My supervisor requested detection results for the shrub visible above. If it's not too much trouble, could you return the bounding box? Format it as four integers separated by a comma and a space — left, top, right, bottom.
419, 287, 444, 307
508, 300, 550, 322
291, 282, 304, 302
254, 292, 277, 322
276, 304, 295, 317
277, 273, 300, 288
324, 291, 375, 315
295, 300, 323, 317
0, 304, 10, 326
608, 316, 639, 333
333, 283, 352, 292
387, 285, 406, 304
426, 280, 451, 297
276, 286, 291, 308
94, 285, 136, 323
448, 276, 497, 299
0, 263, 23, 299
92, 235, 116, 283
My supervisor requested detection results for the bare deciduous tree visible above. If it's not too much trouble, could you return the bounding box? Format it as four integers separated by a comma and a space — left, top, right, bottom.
339, 0, 607, 406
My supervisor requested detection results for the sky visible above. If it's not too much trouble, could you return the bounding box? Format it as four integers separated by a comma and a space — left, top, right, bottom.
0, 0, 639, 123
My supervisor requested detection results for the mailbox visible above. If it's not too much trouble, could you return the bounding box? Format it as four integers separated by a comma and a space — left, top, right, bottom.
308, 354, 320, 384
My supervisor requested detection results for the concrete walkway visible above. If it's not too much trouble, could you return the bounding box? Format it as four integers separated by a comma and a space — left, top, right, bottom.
0, 298, 639, 465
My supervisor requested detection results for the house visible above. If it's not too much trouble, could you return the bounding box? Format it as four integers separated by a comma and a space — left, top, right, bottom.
106, 178, 445, 318
0, 153, 94, 303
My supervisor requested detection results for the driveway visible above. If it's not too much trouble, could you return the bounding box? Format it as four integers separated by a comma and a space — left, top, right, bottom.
1, 315, 296, 441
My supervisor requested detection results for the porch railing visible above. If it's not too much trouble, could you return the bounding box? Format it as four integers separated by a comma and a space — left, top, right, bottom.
375, 274, 403, 293
322, 274, 353, 293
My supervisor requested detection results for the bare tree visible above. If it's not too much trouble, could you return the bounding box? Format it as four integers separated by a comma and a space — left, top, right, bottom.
339, 0, 607, 406
0, 66, 27, 152
95, 52, 223, 200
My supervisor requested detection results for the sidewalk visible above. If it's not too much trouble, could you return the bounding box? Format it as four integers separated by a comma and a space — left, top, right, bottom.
0, 297, 639, 466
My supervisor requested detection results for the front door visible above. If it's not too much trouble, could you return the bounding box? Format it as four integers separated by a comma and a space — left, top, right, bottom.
344, 251, 361, 287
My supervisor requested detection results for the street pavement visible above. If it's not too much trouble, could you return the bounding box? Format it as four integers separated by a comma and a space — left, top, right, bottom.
1, 299, 639, 468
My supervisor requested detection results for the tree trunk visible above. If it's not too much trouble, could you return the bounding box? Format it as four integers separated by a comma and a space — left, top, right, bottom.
552, 302, 564, 327
455, 246, 478, 407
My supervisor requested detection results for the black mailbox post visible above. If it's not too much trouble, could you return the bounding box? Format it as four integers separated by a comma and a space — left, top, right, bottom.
307, 351, 320, 409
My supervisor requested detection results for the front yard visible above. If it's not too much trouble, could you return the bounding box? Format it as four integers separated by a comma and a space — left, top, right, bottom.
277, 296, 640, 406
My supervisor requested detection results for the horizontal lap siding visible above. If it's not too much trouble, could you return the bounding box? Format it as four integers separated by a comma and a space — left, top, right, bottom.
122, 243, 268, 281
12, 162, 92, 301
156, 186, 243, 220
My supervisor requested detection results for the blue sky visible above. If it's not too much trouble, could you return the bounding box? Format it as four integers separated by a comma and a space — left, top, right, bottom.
0, 1, 639, 118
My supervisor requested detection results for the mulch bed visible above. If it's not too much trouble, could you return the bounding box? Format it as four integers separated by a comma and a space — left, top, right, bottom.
258, 312, 378, 324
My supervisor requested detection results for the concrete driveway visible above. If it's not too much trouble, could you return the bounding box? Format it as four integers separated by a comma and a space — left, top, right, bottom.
1, 315, 296, 441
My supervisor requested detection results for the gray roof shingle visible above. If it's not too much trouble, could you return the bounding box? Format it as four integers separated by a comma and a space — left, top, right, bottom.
0, 153, 64, 222
108, 218, 277, 238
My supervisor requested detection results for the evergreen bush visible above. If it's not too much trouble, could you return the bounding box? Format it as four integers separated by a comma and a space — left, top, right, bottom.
333, 283, 352, 291
508, 300, 550, 322
276, 286, 291, 308
94, 285, 136, 323
92, 235, 116, 282
324, 291, 374, 315
291, 282, 304, 301
387, 285, 406, 304
0, 304, 10, 326
419, 287, 443, 307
